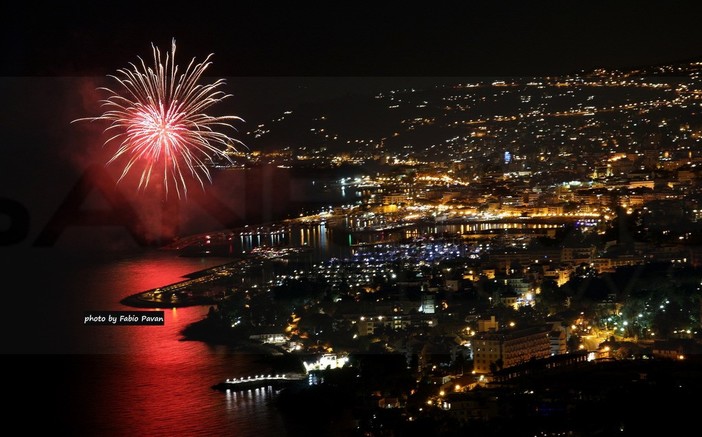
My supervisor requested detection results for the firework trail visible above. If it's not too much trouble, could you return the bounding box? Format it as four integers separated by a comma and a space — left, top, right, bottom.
73, 38, 245, 198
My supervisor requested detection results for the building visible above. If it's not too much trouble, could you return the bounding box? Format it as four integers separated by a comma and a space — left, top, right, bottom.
477, 316, 498, 333
548, 322, 568, 356
355, 313, 438, 336
249, 330, 288, 345
472, 325, 552, 374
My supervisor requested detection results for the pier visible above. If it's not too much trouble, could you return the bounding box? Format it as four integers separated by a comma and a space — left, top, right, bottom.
211, 373, 307, 392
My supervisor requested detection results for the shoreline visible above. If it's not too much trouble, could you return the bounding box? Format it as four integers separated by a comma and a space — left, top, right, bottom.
119, 258, 245, 308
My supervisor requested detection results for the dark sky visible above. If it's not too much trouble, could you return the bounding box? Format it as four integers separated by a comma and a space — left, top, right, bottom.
4, 2, 702, 78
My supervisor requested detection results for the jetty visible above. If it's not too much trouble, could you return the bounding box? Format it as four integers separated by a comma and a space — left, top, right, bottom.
211, 373, 308, 392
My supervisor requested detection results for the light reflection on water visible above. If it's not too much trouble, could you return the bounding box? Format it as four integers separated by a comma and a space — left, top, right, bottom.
51, 250, 292, 436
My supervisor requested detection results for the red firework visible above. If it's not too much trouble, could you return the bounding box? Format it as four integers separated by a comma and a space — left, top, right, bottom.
74, 38, 245, 198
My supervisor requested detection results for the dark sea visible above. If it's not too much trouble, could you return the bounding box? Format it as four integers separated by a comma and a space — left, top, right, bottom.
6, 251, 295, 436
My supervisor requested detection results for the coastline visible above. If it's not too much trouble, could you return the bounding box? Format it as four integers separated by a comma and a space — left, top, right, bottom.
119, 259, 243, 308
178, 316, 275, 351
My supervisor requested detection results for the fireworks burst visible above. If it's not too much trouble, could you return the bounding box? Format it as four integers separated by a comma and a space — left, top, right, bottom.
74, 38, 245, 198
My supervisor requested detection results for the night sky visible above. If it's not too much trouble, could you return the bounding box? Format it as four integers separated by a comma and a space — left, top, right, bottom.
3, 1, 702, 253
4, 2, 702, 78
2, 2, 702, 254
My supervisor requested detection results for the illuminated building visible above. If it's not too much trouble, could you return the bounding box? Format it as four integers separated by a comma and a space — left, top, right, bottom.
472, 325, 552, 374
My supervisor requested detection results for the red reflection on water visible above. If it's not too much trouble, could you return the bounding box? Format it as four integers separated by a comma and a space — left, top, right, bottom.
116, 254, 223, 294
68, 252, 287, 435
72, 252, 230, 355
